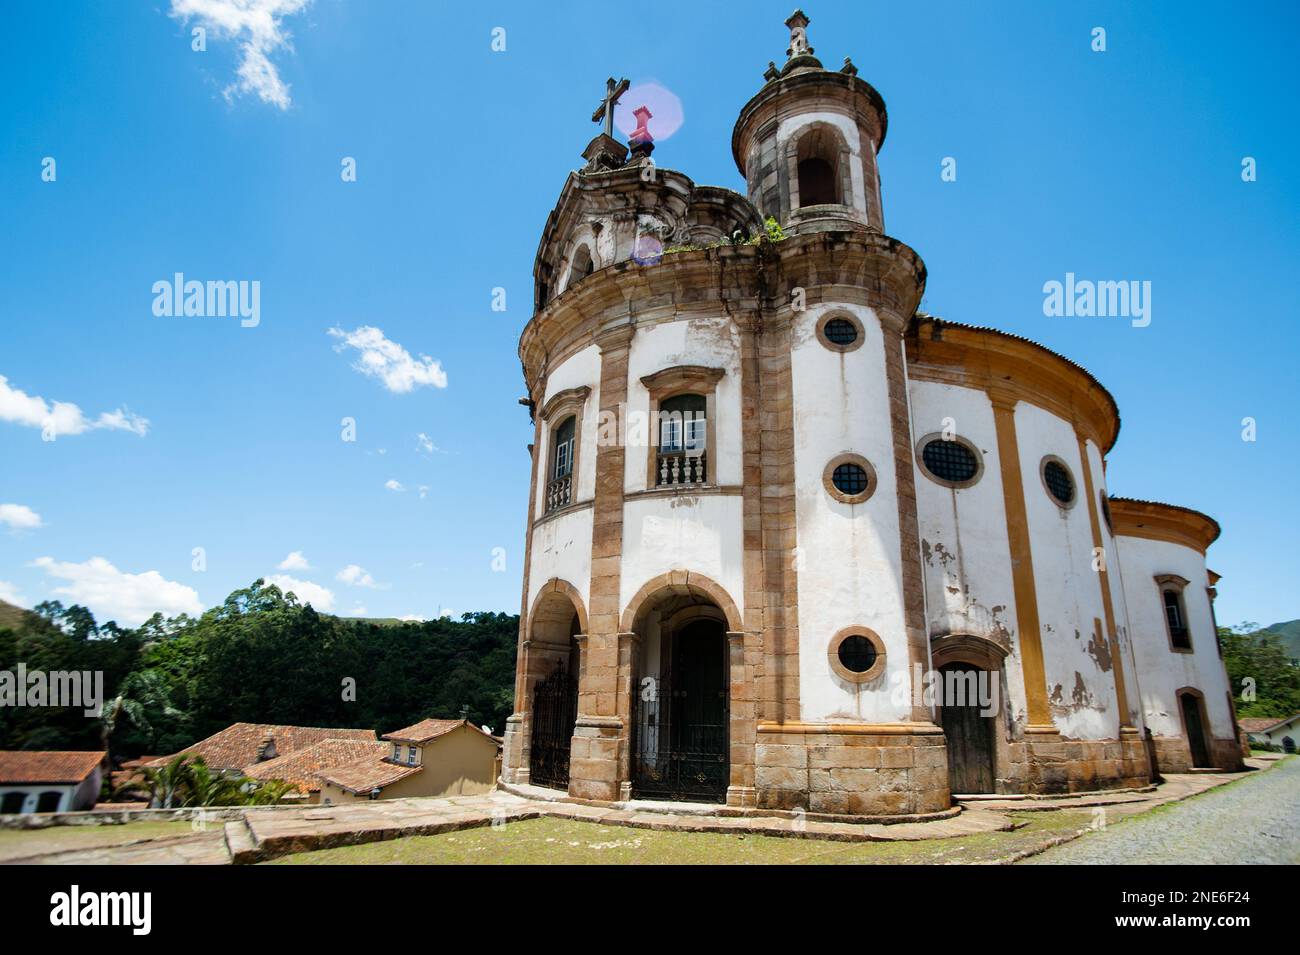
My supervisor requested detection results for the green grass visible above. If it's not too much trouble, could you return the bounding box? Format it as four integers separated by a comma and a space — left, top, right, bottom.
265, 811, 1092, 865
0, 821, 199, 862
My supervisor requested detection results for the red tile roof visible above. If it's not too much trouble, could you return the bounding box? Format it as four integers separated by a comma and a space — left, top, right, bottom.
383, 718, 499, 745
0, 751, 105, 785
243, 739, 389, 793
1240, 715, 1299, 733
148, 723, 377, 772
317, 755, 423, 795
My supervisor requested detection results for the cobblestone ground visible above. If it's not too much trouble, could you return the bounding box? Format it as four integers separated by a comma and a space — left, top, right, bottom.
1025, 757, 1299, 865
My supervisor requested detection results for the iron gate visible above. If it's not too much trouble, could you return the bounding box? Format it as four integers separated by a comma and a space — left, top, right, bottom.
529, 668, 577, 789
631, 632, 729, 803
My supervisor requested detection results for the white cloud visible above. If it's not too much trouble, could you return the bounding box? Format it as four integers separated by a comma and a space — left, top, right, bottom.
349, 604, 367, 616
30, 556, 202, 627
328, 326, 448, 393
384, 479, 404, 492
0, 503, 43, 532
263, 573, 335, 611
336, 564, 387, 589
417, 485, 430, 500
0, 581, 24, 606
398, 613, 423, 622
169, 0, 312, 110
276, 550, 310, 571
0, 375, 148, 440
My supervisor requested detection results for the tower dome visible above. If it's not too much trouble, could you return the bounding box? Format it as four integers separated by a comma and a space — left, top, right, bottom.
732, 9, 889, 234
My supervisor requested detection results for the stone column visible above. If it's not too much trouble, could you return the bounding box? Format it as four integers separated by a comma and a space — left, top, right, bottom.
726, 630, 758, 807
569, 323, 633, 802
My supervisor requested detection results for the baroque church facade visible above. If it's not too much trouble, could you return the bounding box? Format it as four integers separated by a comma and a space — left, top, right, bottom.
500, 10, 1244, 818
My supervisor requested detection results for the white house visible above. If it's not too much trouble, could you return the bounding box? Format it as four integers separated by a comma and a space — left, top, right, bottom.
0, 751, 106, 814
1239, 715, 1299, 753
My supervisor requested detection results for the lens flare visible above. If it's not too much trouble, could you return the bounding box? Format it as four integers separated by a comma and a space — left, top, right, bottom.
614, 82, 684, 143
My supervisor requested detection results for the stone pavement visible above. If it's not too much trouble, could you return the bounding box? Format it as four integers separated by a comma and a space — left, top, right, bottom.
2, 757, 1279, 865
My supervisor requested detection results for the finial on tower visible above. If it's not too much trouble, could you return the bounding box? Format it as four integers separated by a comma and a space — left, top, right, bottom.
628, 104, 655, 160
781, 9, 822, 74
785, 9, 813, 58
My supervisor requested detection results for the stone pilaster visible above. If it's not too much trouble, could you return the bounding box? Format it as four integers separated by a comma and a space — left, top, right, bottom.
726, 630, 759, 806
755, 313, 801, 723
881, 329, 932, 722
502, 403, 544, 784
989, 390, 1056, 736
569, 323, 633, 801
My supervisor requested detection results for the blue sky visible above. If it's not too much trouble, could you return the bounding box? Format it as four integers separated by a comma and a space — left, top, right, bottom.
0, 1, 1296, 629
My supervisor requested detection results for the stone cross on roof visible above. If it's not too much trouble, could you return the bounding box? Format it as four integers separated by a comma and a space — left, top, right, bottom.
591, 76, 630, 139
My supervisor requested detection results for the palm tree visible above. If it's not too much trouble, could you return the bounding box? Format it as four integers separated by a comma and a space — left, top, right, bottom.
99, 670, 180, 758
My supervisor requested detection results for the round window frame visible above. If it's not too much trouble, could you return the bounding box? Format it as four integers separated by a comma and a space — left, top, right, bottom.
828, 627, 887, 684
915, 432, 985, 489
822, 453, 877, 505
815, 312, 865, 354
1039, 454, 1078, 509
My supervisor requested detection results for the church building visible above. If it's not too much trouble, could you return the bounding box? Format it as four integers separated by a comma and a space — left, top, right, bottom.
500, 10, 1244, 818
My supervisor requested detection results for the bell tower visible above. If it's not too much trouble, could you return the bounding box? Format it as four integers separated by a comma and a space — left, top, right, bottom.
731, 9, 888, 234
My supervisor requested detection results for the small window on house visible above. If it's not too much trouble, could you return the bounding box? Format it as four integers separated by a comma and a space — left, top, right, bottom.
656, 393, 708, 486
921, 438, 981, 486
797, 157, 837, 206
391, 744, 401, 762
546, 415, 577, 512
37, 791, 62, 813
1041, 458, 1076, 506
407, 745, 417, 765
1164, 589, 1191, 650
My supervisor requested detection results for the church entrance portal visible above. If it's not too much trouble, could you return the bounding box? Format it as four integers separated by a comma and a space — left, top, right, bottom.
1180, 691, 1212, 768
631, 617, 729, 803
938, 662, 996, 794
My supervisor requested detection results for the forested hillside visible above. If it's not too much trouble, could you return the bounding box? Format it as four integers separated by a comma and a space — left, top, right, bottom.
0, 581, 518, 763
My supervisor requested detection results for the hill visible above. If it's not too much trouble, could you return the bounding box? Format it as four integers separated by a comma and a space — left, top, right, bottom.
1258, 619, 1300, 663
0, 598, 32, 632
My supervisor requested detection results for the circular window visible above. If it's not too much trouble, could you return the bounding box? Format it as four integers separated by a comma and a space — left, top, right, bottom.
838, 635, 877, 672
824, 318, 858, 346
822, 454, 877, 504
815, 313, 865, 353
1041, 456, 1076, 507
827, 628, 886, 683
919, 437, 981, 487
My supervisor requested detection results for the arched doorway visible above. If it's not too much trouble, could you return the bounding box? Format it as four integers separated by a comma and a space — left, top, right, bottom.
931, 634, 1007, 796
1177, 689, 1212, 768
525, 582, 584, 790
627, 586, 733, 804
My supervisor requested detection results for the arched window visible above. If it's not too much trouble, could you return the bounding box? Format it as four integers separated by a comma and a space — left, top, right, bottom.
546, 415, 576, 511
1155, 575, 1192, 651
570, 245, 594, 284
797, 157, 837, 206
1163, 588, 1191, 650
794, 126, 844, 208
657, 393, 707, 485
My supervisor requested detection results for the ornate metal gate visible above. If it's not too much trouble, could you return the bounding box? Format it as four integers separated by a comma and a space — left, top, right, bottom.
631, 627, 729, 803
529, 668, 577, 789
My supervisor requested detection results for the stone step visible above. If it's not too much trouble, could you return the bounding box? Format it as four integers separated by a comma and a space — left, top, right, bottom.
224, 819, 261, 865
